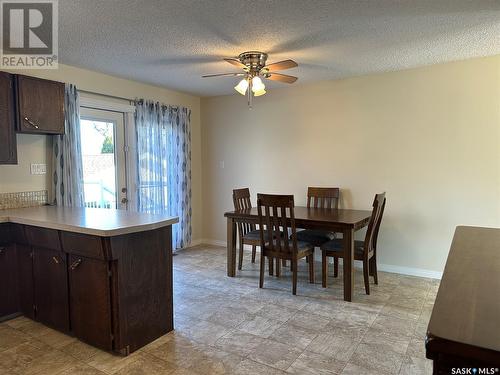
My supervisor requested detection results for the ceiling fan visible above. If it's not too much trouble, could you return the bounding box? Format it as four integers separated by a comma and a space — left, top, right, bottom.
202, 51, 298, 107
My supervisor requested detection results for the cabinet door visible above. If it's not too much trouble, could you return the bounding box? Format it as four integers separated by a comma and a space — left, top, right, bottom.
33, 247, 69, 331
16, 244, 34, 319
69, 255, 112, 350
0, 244, 19, 318
0, 72, 17, 164
16, 75, 64, 134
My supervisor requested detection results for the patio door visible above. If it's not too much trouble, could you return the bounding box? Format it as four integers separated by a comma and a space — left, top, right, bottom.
80, 108, 128, 209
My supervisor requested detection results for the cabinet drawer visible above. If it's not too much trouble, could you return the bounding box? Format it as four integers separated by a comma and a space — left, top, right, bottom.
61, 231, 106, 260
10, 224, 28, 245
25, 226, 61, 251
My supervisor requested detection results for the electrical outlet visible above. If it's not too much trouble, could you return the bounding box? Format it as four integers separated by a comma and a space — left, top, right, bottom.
30, 163, 47, 175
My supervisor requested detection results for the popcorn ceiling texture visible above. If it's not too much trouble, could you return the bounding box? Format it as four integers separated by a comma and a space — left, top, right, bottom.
58, 0, 500, 96
0, 190, 48, 210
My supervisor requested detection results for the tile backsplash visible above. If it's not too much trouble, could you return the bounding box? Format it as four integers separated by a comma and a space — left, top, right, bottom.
0, 190, 49, 210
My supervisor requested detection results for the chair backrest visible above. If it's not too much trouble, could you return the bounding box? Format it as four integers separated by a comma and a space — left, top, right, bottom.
257, 193, 298, 255
363, 192, 386, 257
233, 188, 255, 235
307, 187, 340, 209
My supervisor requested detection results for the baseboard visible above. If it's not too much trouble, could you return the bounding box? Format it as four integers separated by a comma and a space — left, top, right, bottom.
196, 239, 442, 280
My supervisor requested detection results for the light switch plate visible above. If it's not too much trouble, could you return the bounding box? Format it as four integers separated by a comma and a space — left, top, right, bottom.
30, 163, 47, 175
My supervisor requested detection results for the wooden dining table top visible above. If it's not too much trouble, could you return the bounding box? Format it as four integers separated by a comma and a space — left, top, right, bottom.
224, 206, 372, 229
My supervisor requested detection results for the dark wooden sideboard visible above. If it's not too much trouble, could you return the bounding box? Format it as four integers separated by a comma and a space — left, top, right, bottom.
426, 226, 500, 372
0, 222, 173, 355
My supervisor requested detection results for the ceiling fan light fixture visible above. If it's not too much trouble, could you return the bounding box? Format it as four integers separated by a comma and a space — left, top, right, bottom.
234, 78, 249, 95
251, 76, 266, 96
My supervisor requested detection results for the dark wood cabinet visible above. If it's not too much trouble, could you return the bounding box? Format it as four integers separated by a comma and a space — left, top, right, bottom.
16, 244, 34, 319
0, 72, 17, 164
69, 255, 112, 350
33, 247, 70, 332
0, 243, 19, 319
15, 75, 65, 134
2, 222, 173, 355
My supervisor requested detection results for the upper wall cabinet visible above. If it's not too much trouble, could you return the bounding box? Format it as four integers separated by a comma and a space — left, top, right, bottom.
15, 75, 65, 135
0, 72, 17, 164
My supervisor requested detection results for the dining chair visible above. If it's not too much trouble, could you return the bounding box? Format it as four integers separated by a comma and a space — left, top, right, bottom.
233, 188, 261, 270
296, 187, 340, 246
257, 193, 315, 295
320, 192, 386, 294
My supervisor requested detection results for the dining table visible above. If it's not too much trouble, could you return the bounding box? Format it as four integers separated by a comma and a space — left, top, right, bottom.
224, 206, 373, 302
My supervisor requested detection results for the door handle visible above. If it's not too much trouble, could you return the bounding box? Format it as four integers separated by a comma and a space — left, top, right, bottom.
70, 258, 82, 270
0, 247, 5, 255
23, 117, 40, 129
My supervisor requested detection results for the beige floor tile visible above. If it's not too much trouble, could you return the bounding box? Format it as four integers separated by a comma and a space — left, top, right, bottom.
0, 338, 48, 373
304, 330, 361, 362
85, 350, 142, 375
286, 311, 331, 332
236, 315, 284, 338
371, 315, 417, 337
37, 328, 77, 349
214, 330, 266, 357
255, 304, 299, 322
0, 325, 29, 352
350, 342, 405, 374
20, 349, 78, 375
113, 352, 176, 375
247, 338, 302, 371
59, 340, 101, 362
270, 322, 319, 350
342, 362, 389, 375
398, 355, 432, 375
286, 350, 346, 374
360, 328, 411, 355
178, 320, 232, 345
57, 363, 108, 375
405, 336, 427, 359
232, 358, 287, 375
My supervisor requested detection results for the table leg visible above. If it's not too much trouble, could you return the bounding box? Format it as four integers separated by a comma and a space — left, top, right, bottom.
227, 217, 237, 277
342, 228, 355, 302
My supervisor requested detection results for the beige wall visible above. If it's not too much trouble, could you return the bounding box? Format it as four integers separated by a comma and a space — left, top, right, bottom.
201, 56, 500, 275
0, 64, 203, 241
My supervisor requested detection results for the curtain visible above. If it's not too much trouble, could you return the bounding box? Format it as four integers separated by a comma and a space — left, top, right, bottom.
135, 100, 192, 249
52, 84, 84, 207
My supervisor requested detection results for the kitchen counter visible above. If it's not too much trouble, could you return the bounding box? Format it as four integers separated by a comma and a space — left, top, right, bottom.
0, 206, 178, 236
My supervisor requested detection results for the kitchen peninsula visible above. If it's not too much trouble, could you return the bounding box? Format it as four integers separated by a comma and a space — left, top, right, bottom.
0, 206, 178, 355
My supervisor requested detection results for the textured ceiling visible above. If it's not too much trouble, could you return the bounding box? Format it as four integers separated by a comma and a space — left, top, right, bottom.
59, 0, 500, 97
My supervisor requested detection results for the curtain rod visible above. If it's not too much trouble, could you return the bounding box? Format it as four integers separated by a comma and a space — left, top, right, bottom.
78, 89, 134, 103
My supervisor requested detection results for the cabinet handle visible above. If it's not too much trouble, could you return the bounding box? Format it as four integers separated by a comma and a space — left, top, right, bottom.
0, 247, 5, 254
52, 256, 60, 264
23, 117, 40, 129
70, 258, 82, 270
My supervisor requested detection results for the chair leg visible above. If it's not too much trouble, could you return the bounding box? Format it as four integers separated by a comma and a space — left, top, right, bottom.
370, 255, 378, 285
276, 258, 281, 277
259, 254, 265, 288
308, 254, 314, 283
363, 259, 370, 295
292, 259, 298, 295
333, 257, 338, 278
321, 251, 327, 288
238, 238, 244, 271
269, 257, 274, 276
251, 245, 256, 263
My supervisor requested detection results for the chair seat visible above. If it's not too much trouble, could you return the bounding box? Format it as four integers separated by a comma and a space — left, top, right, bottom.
320, 238, 365, 256
295, 229, 336, 247
242, 230, 264, 241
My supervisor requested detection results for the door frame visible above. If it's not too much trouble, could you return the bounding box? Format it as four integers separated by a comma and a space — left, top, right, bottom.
79, 95, 136, 210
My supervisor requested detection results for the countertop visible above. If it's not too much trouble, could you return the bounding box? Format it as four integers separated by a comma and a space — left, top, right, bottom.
0, 206, 179, 237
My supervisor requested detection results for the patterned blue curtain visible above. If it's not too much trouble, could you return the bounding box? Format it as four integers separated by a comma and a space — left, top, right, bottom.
135, 100, 192, 249
52, 84, 84, 207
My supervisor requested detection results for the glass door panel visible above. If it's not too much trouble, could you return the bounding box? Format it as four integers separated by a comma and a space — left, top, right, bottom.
80, 108, 127, 209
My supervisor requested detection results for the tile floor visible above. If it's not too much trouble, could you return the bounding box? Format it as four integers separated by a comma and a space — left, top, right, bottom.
0, 245, 438, 375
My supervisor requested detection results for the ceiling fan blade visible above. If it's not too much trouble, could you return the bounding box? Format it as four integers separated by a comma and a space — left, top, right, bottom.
224, 58, 246, 69
202, 72, 245, 78
265, 59, 298, 72
265, 73, 298, 84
